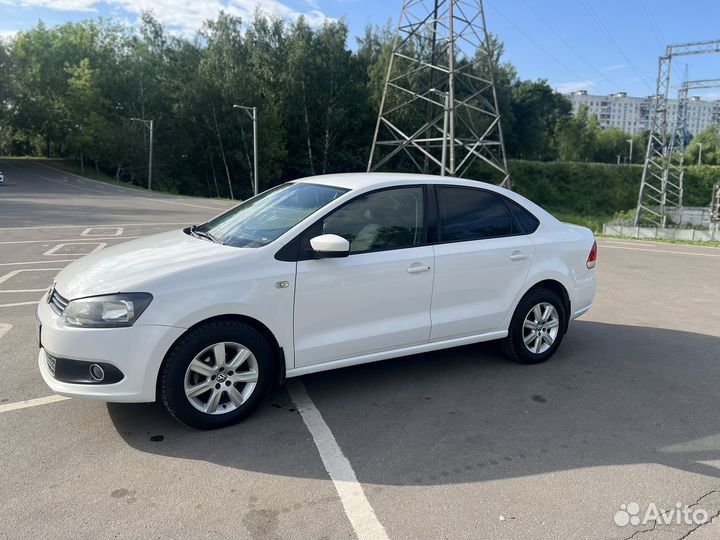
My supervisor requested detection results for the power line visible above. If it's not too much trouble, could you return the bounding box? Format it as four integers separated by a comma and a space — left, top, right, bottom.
638, 0, 666, 50
486, 1, 592, 89
519, 0, 620, 90
580, 0, 654, 93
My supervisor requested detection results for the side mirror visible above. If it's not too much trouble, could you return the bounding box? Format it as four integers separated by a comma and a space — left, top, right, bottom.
310, 234, 350, 258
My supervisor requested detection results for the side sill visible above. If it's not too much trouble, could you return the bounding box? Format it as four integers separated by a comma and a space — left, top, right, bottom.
285, 330, 508, 378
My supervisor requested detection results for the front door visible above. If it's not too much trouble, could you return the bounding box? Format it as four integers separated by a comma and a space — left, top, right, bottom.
293, 186, 434, 368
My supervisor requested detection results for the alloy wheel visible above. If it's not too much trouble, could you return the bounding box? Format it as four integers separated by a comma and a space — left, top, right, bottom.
522, 302, 560, 354
183, 341, 259, 415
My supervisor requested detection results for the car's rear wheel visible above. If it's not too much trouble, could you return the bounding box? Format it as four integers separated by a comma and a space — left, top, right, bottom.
502, 288, 566, 365
160, 320, 274, 429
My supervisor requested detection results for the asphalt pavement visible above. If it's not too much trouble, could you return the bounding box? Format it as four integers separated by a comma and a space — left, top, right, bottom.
1, 159, 719, 539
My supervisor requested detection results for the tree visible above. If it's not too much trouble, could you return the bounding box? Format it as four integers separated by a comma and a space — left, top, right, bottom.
686, 126, 720, 166
556, 105, 599, 162
507, 80, 571, 160
594, 127, 629, 164
1, 14, 647, 196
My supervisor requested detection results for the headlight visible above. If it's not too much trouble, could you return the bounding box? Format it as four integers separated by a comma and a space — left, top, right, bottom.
61, 293, 153, 328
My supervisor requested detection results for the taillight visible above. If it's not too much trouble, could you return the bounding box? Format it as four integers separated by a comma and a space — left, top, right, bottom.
586, 240, 597, 269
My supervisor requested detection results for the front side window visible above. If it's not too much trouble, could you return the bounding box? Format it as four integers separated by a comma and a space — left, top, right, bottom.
316, 187, 425, 253
437, 186, 513, 241
197, 182, 348, 248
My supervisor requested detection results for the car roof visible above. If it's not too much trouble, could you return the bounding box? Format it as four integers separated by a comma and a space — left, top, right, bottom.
292, 172, 505, 192
290, 172, 562, 231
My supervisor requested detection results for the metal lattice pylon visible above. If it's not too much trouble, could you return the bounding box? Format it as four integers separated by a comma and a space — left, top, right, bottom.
635, 39, 720, 226
664, 75, 720, 225
367, 0, 510, 187
711, 183, 720, 229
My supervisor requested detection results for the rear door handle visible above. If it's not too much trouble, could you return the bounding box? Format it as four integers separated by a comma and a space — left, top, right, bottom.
407, 264, 431, 274
509, 251, 530, 261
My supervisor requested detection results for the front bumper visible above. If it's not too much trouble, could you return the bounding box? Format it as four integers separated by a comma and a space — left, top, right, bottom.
37, 294, 186, 403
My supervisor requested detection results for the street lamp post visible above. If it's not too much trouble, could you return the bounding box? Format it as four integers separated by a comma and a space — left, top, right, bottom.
698, 142, 703, 166
627, 138, 633, 164
233, 104, 259, 196
130, 117, 154, 191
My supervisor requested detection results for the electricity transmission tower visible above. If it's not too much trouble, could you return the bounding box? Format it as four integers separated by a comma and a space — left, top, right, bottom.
711, 183, 720, 232
368, 0, 510, 187
635, 39, 720, 226
665, 76, 720, 224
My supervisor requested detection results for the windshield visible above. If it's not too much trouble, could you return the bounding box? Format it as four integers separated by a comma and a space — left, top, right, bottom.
196, 182, 348, 248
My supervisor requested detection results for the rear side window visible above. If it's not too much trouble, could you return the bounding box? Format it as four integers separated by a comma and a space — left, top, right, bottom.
505, 199, 540, 234
437, 187, 513, 241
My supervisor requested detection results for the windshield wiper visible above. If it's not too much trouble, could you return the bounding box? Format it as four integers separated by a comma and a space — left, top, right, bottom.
190, 225, 224, 245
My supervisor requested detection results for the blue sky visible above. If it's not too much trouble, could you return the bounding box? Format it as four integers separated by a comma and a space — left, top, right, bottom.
2, 0, 720, 99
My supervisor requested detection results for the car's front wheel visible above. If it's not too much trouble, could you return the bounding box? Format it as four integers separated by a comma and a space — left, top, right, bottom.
503, 288, 567, 365
159, 320, 275, 429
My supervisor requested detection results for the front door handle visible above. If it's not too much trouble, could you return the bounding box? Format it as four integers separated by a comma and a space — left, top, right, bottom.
407, 264, 431, 274
509, 251, 530, 261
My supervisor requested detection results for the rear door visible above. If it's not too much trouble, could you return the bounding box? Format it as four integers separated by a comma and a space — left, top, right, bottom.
430, 186, 535, 341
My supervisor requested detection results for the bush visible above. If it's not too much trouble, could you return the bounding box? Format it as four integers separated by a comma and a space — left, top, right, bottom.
497, 160, 719, 218
505, 160, 639, 216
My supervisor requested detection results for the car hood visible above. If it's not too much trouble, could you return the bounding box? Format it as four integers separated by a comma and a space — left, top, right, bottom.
55, 229, 250, 299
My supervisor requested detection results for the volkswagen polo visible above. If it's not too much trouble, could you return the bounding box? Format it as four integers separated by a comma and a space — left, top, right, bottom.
37, 173, 597, 429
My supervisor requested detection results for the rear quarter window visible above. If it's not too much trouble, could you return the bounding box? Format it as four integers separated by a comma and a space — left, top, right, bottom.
505, 198, 540, 234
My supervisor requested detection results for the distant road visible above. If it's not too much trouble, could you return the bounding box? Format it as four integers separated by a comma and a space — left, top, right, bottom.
0, 160, 234, 228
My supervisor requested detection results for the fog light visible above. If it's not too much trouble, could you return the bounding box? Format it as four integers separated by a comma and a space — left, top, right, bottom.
89, 363, 105, 381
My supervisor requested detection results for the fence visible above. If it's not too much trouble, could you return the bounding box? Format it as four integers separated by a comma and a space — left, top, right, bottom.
603, 224, 720, 241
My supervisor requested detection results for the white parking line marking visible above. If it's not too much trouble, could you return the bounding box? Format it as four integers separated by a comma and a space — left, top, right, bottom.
602, 240, 659, 247
0, 301, 39, 308
0, 259, 78, 267
602, 245, 720, 258
81, 226, 124, 237
0, 268, 62, 285
0, 236, 138, 245
288, 379, 389, 540
44, 242, 107, 256
0, 323, 11, 339
0, 395, 71, 414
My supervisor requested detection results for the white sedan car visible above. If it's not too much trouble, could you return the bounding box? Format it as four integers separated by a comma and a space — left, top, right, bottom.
37, 173, 597, 429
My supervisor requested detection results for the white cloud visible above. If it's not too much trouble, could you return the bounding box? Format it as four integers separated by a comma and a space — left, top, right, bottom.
0, 29, 19, 38
554, 80, 594, 94
0, 0, 333, 34
0, 0, 97, 11
603, 63, 628, 72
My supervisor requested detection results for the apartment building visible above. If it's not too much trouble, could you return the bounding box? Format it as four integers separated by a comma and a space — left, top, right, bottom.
567, 90, 720, 135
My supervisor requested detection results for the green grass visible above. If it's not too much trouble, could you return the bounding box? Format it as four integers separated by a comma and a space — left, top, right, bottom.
545, 210, 720, 247
546, 210, 610, 233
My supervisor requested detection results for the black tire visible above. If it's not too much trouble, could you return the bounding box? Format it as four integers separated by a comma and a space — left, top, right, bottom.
159, 320, 275, 429
502, 288, 567, 365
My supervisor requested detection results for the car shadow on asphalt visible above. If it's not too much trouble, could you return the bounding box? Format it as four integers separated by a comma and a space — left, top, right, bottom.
107, 320, 720, 485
